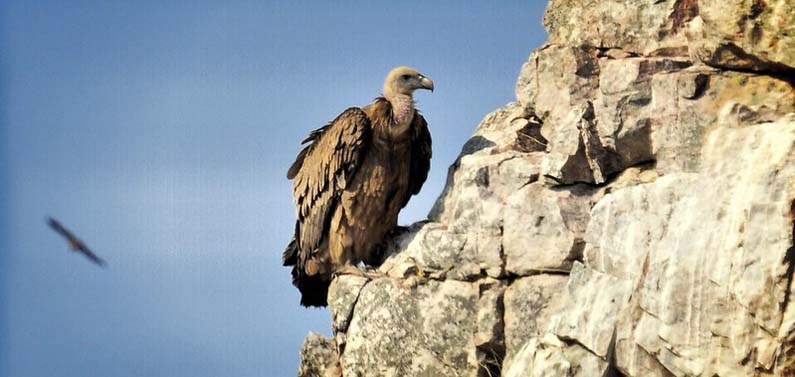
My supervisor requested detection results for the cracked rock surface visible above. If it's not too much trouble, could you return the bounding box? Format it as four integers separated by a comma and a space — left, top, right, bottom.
296, 1, 795, 376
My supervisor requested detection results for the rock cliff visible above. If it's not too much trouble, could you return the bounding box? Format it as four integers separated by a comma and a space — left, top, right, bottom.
298, 1, 795, 376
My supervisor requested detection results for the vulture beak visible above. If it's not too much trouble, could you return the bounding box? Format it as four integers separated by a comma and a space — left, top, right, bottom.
420, 75, 434, 92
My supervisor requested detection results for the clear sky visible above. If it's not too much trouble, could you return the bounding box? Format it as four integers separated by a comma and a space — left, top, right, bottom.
0, 2, 547, 376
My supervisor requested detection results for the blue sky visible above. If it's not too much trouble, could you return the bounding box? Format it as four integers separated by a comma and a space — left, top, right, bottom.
0, 2, 547, 376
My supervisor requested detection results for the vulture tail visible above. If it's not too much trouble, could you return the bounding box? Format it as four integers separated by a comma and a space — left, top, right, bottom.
294, 272, 330, 307
282, 236, 330, 307
282, 237, 298, 267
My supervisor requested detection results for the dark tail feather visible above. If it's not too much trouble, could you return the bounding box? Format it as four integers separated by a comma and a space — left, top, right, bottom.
294, 271, 330, 307
283, 237, 298, 266
283, 236, 329, 307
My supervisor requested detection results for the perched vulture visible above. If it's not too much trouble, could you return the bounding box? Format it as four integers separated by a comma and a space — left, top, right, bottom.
283, 66, 434, 307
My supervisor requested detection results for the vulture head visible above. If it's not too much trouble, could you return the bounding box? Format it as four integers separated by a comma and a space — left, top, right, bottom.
383, 66, 434, 101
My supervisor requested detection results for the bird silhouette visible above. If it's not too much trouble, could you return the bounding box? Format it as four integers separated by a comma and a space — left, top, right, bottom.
46, 217, 107, 267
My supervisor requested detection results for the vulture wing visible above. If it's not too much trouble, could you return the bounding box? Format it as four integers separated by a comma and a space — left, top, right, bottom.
402, 111, 432, 207
283, 107, 370, 270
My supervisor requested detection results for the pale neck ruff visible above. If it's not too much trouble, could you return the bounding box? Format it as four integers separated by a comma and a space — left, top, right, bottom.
390, 94, 415, 128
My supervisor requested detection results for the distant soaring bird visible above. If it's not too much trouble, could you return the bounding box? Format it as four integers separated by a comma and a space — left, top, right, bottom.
47, 217, 107, 267
283, 66, 434, 307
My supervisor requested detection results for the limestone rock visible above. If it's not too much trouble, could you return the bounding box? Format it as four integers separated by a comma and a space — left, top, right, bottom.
378, 222, 499, 281
516, 45, 795, 183
298, 333, 341, 377
338, 277, 480, 377
689, 0, 795, 72
503, 334, 610, 377
328, 275, 368, 348
543, 0, 693, 56
552, 262, 632, 359
503, 275, 568, 365
543, 0, 795, 72
503, 184, 596, 275
430, 102, 543, 231
582, 117, 795, 376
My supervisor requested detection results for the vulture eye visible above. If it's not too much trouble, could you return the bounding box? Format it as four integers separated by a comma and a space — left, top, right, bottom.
401, 74, 412, 80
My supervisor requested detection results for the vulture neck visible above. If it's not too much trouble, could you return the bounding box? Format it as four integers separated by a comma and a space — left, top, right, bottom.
386, 93, 415, 134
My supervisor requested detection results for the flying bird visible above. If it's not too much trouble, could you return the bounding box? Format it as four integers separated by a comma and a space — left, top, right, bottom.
283, 66, 434, 307
47, 217, 107, 267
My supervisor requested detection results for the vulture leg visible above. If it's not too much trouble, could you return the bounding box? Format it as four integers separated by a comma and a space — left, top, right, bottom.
329, 210, 356, 268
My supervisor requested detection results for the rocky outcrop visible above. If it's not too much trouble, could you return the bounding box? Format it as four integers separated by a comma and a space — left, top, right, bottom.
298, 333, 341, 377
297, 1, 795, 376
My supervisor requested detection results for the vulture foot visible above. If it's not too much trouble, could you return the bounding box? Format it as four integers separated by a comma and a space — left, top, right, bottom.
333, 264, 385, 280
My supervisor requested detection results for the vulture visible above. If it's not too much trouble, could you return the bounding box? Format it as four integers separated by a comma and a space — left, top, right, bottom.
283, 66, 434, 307
47, 217, 107, 267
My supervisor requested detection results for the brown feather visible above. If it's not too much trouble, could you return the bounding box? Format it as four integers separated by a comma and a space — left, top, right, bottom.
284, 108, 370, 306
407, 110, 432, 202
